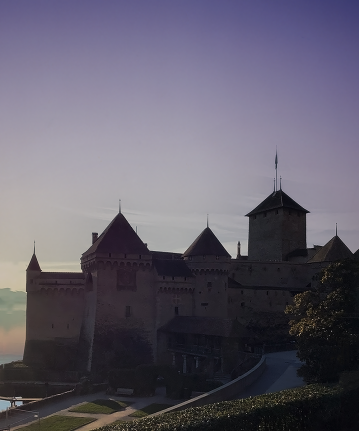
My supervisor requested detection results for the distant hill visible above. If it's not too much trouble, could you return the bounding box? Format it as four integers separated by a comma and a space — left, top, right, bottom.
0, 289, 26, 330
0, 288, 26, 309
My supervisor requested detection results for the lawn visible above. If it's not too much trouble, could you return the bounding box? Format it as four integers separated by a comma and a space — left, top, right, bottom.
17, 415, 95, 431
128, 403, 173, 418
69, 399, 131, 414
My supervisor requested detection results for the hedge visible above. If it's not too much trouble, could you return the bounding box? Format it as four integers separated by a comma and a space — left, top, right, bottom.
0, 361, 79, 383
98, 380, 359, 431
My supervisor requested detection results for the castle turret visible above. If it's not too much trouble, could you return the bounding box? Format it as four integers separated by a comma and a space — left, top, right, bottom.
246, 189, 309, 261
183, 226, 230, 318
307, 235, 354, 263
80, 211, 154, 373
26, 245, 41, 292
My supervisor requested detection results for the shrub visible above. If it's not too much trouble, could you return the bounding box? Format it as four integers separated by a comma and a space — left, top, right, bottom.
98, 379, 359, 431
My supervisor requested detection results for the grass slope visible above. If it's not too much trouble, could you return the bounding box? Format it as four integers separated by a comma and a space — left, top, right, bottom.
70, 399, 131, 414
128, 403, 173, 418
17, 415, 95, 431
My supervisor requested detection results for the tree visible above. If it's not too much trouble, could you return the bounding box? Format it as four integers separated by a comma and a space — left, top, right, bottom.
286, 259, 359, 383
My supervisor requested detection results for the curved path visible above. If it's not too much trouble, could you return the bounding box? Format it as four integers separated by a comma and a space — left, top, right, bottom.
1, 351, 304, 430
236, 350, 304, 399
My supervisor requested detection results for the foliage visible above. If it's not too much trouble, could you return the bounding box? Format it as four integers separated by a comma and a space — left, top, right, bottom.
128, 403, 173, 418
286, 259, 359, 383
69, 399, 130, 414
109, 365, 193, 398
17, 415, 95, 431
0, 362, 79, 383
97, 380, 359, 431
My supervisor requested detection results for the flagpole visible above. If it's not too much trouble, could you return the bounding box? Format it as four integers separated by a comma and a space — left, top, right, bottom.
274, 147, 278, 191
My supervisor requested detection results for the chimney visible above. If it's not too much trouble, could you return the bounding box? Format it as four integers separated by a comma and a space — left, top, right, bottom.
237, 241, 241, 259
92, 232, 98, 244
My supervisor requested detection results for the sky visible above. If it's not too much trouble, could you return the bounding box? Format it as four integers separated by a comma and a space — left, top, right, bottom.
1, 0, 359, 293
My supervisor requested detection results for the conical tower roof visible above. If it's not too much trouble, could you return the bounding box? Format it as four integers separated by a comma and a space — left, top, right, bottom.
246, 189, 309, 217
308, 235, 354, 263
27, 253, 41, 271
82, 212, 150, 257
183, 227, 231, 258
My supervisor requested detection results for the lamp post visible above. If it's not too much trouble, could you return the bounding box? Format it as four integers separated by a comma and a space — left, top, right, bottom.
33, 411, 40, 430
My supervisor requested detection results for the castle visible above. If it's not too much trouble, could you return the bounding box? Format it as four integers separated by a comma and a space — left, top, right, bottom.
23, 184, 356, 376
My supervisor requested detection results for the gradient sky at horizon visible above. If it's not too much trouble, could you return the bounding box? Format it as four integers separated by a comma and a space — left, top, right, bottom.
1, 0, 359, 292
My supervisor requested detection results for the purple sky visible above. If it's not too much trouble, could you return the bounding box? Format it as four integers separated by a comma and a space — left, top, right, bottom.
1, 0, 359, 291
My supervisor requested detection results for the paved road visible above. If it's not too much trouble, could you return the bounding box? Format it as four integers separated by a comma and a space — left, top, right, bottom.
0, 350, 304, 430
237, 350, 304, 399
1, 387, 176, 430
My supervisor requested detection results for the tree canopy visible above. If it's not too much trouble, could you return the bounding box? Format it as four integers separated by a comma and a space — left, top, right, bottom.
286, 259, 359, 383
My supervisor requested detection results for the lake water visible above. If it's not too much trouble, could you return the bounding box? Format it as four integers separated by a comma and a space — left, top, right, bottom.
0, 354, 23, 412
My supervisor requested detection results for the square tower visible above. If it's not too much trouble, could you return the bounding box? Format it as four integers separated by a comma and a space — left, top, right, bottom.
246, 190, 309, 261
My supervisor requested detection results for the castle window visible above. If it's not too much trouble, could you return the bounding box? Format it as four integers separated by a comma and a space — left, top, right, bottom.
207, 282, 212, 288
254, 215, 256, 220
172, 276, 175, 281
241, 302, 245, 307
139, 255, 141, 260
175, 306, 179, 315
51, 324, 54, 329
275, 209, 278, 215
266, 291, 269, 295
163, 276, 165, 280
124, 254, 127, 258
184, 277, 187, 281
125, 306, 132, 318
109, 253, 111, 258
241, 290, 243, 294
201, 303, 208, 306
263, 212, 267, 217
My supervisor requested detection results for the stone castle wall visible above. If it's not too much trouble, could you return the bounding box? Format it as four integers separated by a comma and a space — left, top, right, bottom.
248, 207, 306, 261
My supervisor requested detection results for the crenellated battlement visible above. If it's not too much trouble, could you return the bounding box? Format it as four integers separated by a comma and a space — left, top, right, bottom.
81, 259, 152, 272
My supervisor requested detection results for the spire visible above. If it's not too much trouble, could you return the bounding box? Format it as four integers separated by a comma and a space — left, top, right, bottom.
119, 199, 121, 214
280, 176, 282, 190
336, 223, 338, 236
27, 244, 41, 272
207, 214, 209, 228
